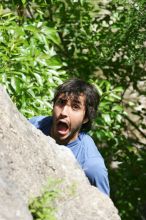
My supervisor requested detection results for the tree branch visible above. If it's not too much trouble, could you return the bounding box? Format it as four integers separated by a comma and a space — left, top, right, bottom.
124, 114, 146, 139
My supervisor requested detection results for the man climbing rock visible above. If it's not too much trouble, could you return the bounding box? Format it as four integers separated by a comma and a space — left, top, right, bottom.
29, 78, 110, 195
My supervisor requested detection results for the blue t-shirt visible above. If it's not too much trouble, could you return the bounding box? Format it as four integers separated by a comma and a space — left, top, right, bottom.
29, 116, 110, 195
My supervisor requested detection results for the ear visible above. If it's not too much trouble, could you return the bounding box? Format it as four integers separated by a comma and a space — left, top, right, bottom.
83, 116, 89, 124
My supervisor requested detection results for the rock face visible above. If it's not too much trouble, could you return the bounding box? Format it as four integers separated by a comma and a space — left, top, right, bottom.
123, 83, 146, 145
0, 85, 121, 220
0, 178, 32, 220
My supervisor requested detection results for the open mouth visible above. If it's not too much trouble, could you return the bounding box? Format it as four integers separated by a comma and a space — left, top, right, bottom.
56, 121, 69, 135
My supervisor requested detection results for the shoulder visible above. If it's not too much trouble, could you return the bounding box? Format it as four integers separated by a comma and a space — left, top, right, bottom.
79, 132, 102, 158
29, 116, 52, 135
79, 132, 95, 145
29, 116, 49, 127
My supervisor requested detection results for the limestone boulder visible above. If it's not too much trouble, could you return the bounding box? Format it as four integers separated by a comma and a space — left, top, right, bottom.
0, 178, 32, 220
0, 85, 121, 220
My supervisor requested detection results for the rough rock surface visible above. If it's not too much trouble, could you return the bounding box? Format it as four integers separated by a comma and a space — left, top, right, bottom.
0, 177, 32, 220
0, 85, 121, 220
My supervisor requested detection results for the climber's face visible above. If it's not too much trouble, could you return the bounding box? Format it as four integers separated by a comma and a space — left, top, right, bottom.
51, 93, 88, 145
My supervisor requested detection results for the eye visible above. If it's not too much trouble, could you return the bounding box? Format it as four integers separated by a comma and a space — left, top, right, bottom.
56, 98, 66, 106
72, 104, 80, 110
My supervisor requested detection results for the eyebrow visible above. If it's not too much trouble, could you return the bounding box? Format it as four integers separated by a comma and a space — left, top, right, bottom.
72, 99, 82, 105
57, 93, 85, 105
58, 96, 83, 106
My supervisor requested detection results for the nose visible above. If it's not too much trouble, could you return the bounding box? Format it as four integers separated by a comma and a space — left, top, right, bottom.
61, 105, 70, 116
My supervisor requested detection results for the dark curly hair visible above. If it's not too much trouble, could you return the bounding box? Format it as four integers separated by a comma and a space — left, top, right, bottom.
53, 78, 100, 132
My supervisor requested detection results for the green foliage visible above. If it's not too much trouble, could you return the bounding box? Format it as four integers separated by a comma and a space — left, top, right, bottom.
29, 179, 62, 220
90, 79, 125, 142
0, 8, 67, 118
0, 1, 146, 220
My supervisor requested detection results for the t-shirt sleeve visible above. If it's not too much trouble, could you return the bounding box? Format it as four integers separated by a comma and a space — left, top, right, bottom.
83, 157, 110, 196
29, 116, 45, 128
82, 134, 110, 196
29, 116, 51, 136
